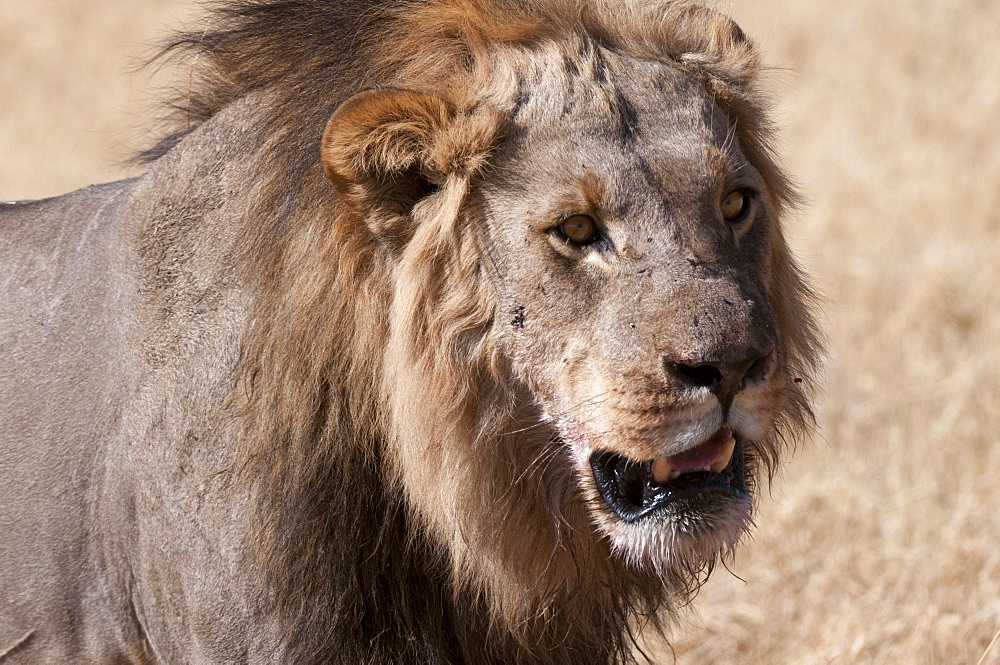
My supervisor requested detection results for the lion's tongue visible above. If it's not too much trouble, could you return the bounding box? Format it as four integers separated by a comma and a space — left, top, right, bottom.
666, 428, 733, 474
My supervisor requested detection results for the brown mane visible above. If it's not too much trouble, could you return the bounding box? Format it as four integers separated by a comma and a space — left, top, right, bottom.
136, 1, 821, 661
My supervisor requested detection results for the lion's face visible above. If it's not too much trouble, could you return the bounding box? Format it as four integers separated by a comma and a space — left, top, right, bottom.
322, 39, 806, 606
473, 53, 787, 571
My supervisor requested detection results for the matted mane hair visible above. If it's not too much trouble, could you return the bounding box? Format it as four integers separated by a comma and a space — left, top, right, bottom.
143, 1, 820, 662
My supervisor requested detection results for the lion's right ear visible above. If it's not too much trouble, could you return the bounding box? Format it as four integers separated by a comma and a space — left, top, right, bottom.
321, 88, 499, 225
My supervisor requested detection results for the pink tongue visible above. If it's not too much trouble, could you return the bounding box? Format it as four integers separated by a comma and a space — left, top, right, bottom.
666, 428, 732, 473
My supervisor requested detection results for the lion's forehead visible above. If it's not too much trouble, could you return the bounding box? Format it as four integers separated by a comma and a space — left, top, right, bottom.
492, 49, 745, 213
509, 48, 730, 156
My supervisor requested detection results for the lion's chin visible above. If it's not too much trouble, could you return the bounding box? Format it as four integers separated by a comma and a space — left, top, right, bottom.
589, 434, 754, 574
601, 492, 754, 577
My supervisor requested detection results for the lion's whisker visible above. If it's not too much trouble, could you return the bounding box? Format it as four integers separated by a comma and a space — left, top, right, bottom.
496, 392, 612, 437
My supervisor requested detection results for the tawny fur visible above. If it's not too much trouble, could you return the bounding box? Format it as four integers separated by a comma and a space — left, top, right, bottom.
0, 1, 821, 663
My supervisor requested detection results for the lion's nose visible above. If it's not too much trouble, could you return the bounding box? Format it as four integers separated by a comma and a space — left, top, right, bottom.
663, 352, 770, 410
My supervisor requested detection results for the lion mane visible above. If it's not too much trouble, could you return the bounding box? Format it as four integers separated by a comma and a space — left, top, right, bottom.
0, 0, 821, 663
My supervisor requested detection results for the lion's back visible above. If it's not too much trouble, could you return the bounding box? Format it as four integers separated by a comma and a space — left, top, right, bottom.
0, 180, 138, 661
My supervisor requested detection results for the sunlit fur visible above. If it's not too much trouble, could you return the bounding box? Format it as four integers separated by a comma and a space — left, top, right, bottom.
137, 0, 823, 661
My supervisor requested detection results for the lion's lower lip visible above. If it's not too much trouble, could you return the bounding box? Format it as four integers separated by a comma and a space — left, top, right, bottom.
590, 436, 746, 523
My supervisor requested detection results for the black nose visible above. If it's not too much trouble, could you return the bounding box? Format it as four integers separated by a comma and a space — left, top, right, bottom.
664, 352, 770, 409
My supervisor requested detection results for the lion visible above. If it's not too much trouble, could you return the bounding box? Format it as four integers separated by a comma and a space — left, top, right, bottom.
0, 0, 820, 662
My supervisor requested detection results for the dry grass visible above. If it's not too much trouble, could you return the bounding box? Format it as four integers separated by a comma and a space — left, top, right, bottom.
3, 1, 998, 662
0, 0, 195, 199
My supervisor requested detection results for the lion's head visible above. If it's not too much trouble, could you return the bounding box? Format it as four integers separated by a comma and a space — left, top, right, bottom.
157, 0, 821, 658
314, 0, 819, 635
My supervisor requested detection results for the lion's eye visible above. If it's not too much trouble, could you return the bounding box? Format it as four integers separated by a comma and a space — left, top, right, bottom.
558, 214, 600, 245
721, 190, 749, 222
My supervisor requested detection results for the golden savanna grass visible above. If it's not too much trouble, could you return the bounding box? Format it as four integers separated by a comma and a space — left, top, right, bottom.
2, 1, 998, 662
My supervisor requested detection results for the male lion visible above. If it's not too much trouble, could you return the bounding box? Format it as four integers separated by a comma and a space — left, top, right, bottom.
0, 0, 820, 662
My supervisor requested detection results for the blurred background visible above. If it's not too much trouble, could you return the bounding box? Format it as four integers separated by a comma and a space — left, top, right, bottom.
2, 1, 998, 662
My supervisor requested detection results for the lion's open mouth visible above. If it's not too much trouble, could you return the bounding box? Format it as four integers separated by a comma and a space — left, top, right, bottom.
590, 428, 747, 523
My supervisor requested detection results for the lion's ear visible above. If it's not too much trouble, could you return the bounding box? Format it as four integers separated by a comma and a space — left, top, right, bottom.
322, 88, 500, 220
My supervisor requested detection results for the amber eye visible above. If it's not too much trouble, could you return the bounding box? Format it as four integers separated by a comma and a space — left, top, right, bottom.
721, 190, 749, 222
558, 214, 600, 245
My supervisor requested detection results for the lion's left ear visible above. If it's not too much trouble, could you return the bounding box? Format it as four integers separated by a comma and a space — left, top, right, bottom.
321, 88, 501, 221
